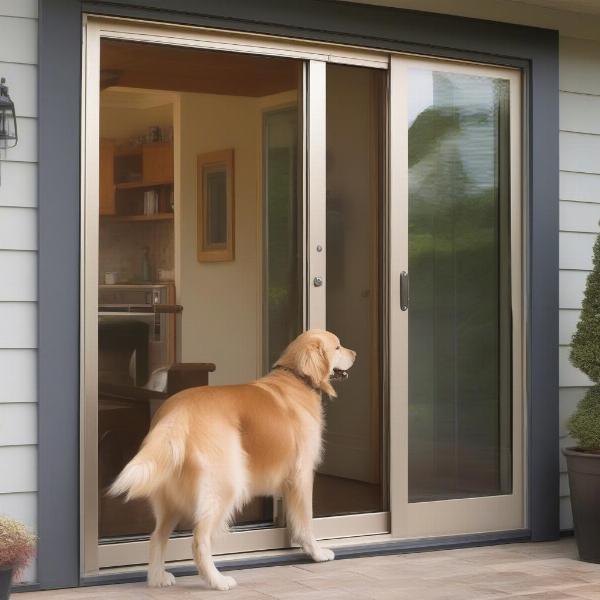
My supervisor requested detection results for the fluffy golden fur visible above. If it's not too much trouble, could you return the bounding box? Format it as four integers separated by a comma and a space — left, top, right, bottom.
109, 329, 356, 591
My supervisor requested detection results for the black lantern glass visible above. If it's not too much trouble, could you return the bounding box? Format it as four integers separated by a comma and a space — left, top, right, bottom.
0, 77, 18, 150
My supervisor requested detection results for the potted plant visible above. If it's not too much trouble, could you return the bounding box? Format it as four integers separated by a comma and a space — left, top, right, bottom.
0, 516, 35, 599
564, 225, 600, 562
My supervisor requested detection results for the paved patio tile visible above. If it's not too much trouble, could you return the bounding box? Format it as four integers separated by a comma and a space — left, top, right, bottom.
558, 583, 600, 599
15, 539, 600, 600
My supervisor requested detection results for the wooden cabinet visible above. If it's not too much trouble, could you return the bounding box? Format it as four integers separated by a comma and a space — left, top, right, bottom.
99, 139, 116, 215
101, 141, 174, 222
142, 142, 173, 184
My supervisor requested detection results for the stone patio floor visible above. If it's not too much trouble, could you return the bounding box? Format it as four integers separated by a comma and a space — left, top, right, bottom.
18, 538, 600, 600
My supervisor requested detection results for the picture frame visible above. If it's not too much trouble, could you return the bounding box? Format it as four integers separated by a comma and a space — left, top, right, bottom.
197, 149, 235, 262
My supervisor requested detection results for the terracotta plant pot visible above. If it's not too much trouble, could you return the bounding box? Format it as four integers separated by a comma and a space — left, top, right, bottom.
563, 447, 600, 562
0, 566, 12, 600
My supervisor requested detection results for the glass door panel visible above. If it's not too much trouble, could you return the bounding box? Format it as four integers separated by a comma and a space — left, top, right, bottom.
407, 69, 512, 502
389, 56, 523, 537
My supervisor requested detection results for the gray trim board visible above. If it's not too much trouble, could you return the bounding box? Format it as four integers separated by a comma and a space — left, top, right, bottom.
38, 0, 559, 589
38, 0, 82, 589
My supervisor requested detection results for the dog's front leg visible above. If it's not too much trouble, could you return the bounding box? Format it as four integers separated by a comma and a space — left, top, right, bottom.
284, 470, 335, 562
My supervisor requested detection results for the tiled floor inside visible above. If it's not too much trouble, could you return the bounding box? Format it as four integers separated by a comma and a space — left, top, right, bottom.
18, 538, 600, 599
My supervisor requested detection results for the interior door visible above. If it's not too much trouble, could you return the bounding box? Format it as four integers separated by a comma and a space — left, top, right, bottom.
389, 56, 524, 537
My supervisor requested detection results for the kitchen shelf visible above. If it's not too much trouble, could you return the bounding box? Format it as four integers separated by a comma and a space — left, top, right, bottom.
115, 179, 173, 190
101, 213, 174, 223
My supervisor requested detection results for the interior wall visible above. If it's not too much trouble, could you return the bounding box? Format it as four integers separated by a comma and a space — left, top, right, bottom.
176, 92, 261, 385
176, 88, 299, 385
100, 102, 172, 142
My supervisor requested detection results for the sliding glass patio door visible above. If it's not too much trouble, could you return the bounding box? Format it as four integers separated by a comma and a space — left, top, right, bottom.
389, 56, 524, 537
83, 16, 525, 576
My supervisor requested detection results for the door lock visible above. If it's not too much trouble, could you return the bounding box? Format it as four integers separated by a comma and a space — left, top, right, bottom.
313, 276, 323, 287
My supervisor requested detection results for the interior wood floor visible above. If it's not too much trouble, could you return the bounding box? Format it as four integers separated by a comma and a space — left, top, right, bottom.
313, 473, 383, 517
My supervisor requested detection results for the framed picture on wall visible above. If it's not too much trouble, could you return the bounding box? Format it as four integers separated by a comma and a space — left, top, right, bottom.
197, 149, 235, 262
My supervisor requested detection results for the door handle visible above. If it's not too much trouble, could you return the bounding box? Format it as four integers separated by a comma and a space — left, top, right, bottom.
400, 271, 409, 311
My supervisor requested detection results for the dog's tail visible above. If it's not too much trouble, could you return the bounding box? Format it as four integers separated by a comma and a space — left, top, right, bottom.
108, 416, 186, 501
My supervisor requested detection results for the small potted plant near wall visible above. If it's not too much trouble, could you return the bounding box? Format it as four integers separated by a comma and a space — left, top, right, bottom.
564, 224, 600, 562
0, 516, 35, 599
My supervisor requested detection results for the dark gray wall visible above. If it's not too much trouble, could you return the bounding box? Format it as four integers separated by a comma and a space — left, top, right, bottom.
38, 0, 559, 589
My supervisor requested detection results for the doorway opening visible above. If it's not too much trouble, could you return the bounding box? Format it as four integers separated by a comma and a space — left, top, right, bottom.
97, 40, 303, 540
94, 38, 387, 550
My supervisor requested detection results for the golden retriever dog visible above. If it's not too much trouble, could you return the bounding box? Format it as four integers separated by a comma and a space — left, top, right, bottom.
109, 329, 356, 591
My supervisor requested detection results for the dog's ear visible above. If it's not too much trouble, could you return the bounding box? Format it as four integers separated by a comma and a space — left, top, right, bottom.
298, 339, 337, 398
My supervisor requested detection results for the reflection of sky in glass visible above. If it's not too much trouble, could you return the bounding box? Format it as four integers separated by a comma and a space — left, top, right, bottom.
408, 68, 507, 193
408, 69, 434, 126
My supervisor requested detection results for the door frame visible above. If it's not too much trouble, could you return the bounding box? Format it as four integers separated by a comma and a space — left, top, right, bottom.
82, 15, 525, 572
81, 16, 390, 575
38, 0, 558, 589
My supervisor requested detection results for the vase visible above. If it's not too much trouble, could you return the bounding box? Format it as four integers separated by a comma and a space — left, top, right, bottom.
563, 447, 600, 562
0, 566, 12, 600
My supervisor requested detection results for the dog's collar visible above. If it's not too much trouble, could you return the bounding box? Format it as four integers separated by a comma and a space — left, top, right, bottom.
272, 365, 321, 393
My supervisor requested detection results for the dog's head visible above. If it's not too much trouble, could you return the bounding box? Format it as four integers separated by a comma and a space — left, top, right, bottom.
275, 329, 356, 397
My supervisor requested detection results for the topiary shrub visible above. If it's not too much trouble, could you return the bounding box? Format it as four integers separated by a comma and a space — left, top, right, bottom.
569, 225, 600, 451
568, 386, 600, 451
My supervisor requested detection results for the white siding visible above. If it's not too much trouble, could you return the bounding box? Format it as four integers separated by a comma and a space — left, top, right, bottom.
559, 200, 600, 232
559, 231, 595, 270
0, 3, 38, 584
0, 162, 37, 208
559, 309, 580, 346
558, 269, 587, 309
0, 403, 37, 446
0, 207, 37, 250
0, 446, 37, 494
560, 131, 600, 174
0, 251, 37, 301
560, 92, 600, 135
0, 16, 37, 64
0, 350, 37, 404
0, 1, 37, 20
560, 37, 600, 96
559, 36, 600, 530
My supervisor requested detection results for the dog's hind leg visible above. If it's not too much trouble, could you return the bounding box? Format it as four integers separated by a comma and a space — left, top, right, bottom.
284, 469, 335, 563
192, 486, 238, 591
147, 494, 179, 587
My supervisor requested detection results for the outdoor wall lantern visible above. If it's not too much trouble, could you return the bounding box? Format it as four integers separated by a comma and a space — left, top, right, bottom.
0, 77, 18, 185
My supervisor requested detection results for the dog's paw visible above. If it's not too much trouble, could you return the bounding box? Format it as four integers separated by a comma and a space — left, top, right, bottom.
311, 547, 335, 562
148, 570, 176, 587
211, 575, 237, 591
